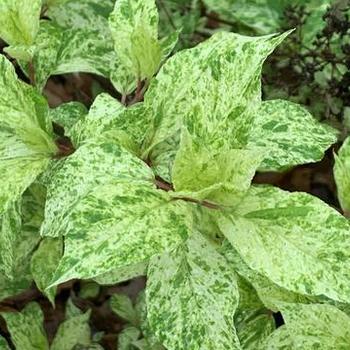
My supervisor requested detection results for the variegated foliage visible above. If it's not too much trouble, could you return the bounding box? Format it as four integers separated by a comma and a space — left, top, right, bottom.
0, 0, 348, 349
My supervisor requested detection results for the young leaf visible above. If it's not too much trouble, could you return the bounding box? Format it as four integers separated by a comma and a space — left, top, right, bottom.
248, 99, 337, 171
218, 185, 350, 303
334, 136, 350, 216
0, 55, 57, 212
0, 0, 41, 46
142, 30, 291, 177
70, 93, 149, 153
50, 309, 91, 350
31, 237, 63, 303
108, 0, 164, 94
172, 128, 263, 205
271, 303, 350, 349
110, 294, 139, 326
1, 302, 49, 350
146, 232, 241, 350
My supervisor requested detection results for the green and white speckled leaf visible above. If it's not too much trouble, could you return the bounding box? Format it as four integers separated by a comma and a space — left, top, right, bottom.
0, 0, 41, 47
143, 30, 291, 163
1, 184, 45, 279
334, 136, 350, 215
1, 302, 49, 350
109, 0, 161, 93
93, 262, 147, 285
48, 182, 191, 286
49, 102, 88, 133
0, 337, 10, 350
47, 0, 113, 34
218, 185, 350, 303
24, 20, 115, 90
276, 303, 350, 349
222, 240, 312, 312
111, 293, 139, 326
41, 139, 154, 238
235, 309, 275, 350
172, 128, 263, 205
263, 326, 293, 349
0, 55, 56, 212
70, 94, 149, 153
146, 232, 241, 350
234, 274, 276, 349
31, 237, 63, 303
248, 100, 338, 171
50, 310, 91, 350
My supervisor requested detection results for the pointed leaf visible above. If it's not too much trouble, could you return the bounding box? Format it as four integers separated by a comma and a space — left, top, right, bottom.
108, 0, 161, 93
0, 55, 56, 212
263, 326, 293, 349
0, 336, 10, 350
218, 185, 350, 303
1, 302, 49, 350
143, 30, 291, 163
248, 100, 337, 171
334, 136, 350, 215
146, 232, 241, 350
118, 327, 141, 350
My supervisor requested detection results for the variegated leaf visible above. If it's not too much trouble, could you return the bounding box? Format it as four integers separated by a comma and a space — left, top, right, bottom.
47, 0, 113, 34
0, 0, 41, 47
111, 293, 139, 326
48, 182, 191, 286
109, 0, 161, 94
22, 21, 115, 91
222, 240, 312, 312
1, 302, 49, 350
248, 100, 337, 171
274, 303, 350, 349
41, 139, 154, 238
31, 237, 63, 303
263, 326, 293, 349
146, 232, 241, 350
172, 128, 263, 205
142, 30, 291, 174
51, 309, 91, 350
218, 185, 350, 303
0, 55, 56, 212
49, 102, 88, 133
93, 262, 147, 286
234, 275, 276, 349
1, 184, 45, 279
70, 94, 149, 153
334, 136, 350, 216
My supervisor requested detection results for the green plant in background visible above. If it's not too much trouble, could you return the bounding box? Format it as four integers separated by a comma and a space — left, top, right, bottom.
1, 0, 350, 349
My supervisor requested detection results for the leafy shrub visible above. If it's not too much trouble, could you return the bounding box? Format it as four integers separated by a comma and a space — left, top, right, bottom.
1, 0, 350, 349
